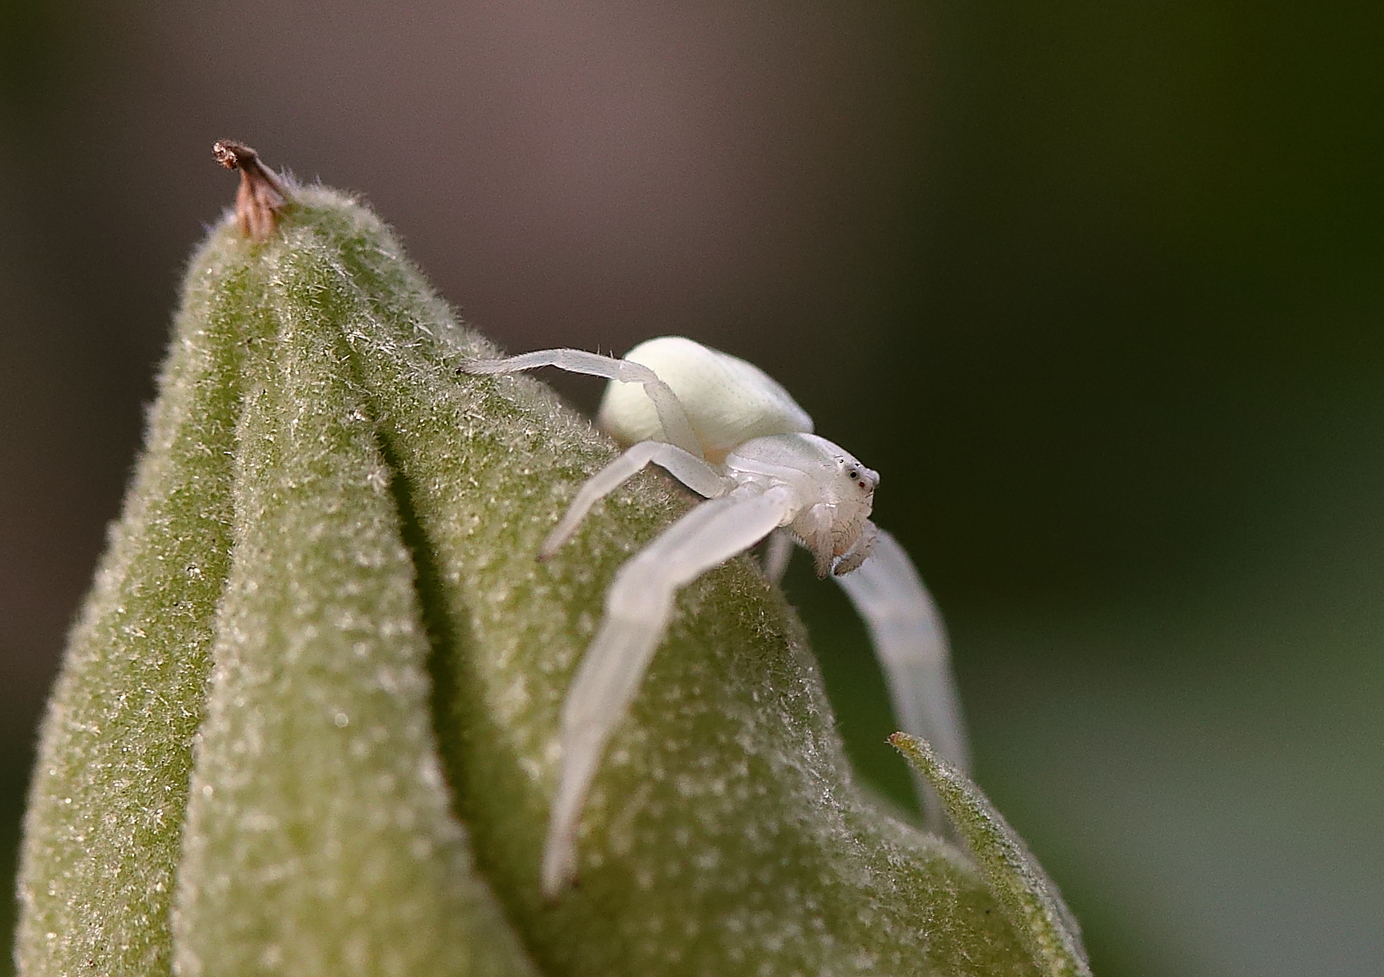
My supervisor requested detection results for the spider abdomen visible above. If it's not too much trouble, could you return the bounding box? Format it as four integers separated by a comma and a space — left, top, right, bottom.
597, 336, 813, 462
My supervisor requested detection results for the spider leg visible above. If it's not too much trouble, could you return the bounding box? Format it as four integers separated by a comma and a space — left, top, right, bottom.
461, 348, 703, 456
541, 441, 731, 558
541, 485, 797, 897
834, 528, 969, 836
798, 503, 837, 578
761, 529, 794, 584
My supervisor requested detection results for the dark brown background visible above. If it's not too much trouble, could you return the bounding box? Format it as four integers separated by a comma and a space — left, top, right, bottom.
3, 2, 1382, 974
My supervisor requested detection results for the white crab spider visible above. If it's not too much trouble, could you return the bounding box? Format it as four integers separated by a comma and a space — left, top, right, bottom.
462, 336, 967, 897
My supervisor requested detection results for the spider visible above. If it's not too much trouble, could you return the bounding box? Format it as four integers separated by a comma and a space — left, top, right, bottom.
462, 336, 967, 897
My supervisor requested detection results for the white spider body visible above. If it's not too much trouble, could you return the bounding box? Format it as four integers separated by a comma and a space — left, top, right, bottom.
723, 433, 879, 576
599, 336, 813, 462
462, 337, 967, 898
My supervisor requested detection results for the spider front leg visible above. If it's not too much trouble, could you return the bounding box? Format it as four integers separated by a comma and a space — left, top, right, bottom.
460, 347, 703, 456
835, 528, 968, 834
761, 529, 795, 584
541, 441, 731, 558
542, 484, 796, 898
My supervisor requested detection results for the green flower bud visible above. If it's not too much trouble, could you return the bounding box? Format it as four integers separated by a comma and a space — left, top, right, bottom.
17, 155, 1088, 976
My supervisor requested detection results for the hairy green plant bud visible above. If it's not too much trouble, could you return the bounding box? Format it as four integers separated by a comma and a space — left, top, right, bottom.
17, 163, 1088, 976
890, 734, 1091, 977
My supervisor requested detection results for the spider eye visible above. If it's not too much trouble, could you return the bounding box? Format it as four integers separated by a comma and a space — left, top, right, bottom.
847, 469, 859, 480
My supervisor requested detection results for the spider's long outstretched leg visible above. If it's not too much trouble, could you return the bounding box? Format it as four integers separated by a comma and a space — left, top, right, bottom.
461, 348, 702, 456
541, 441, 731, 558
542, 485, 796, 897
834, 528, 968, 835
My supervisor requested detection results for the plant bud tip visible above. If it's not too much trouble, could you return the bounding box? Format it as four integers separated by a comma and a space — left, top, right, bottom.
211, 139, 289, 243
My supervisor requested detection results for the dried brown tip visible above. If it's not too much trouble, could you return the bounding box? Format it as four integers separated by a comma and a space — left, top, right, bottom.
212, 140, 290, 242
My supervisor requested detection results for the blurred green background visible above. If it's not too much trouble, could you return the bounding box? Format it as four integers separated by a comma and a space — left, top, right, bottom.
2, 1, 1380, 974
